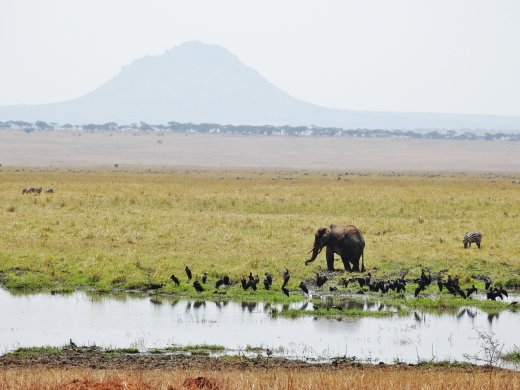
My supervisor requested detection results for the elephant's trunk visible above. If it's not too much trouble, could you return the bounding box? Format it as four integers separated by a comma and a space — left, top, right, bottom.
305, 246, 322, 265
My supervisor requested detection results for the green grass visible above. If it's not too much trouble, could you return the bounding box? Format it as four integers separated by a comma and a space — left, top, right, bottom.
502, 347, 520, 363
105, 348, 139, 354
0, 169, 518, 304
6, 346, 62, 356
415, 359, 473, 368
276, 307, 399, 318
148, 344, 225, 354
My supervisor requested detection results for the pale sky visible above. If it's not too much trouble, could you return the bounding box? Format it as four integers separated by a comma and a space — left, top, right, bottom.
1, 0, 519, 116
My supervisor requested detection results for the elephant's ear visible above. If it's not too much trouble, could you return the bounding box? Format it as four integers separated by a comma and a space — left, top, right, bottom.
317, 226, 332, 246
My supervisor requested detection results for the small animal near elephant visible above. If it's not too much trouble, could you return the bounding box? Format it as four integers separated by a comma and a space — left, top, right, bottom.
305, 224, 365, 272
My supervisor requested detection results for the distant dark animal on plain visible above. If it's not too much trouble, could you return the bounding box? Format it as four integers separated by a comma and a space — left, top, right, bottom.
170, 274, 180, 286
299, 281, 309, 295
201, 273, 207, 284
185, 266, 192, 280
46, 188, 54, 193
463, 231, 482, 249
193, 280, 204, 292
329, 286, 338, 292
282, 286, 290, 297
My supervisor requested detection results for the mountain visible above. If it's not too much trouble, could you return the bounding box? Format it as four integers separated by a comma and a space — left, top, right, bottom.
1, 41, 519, 131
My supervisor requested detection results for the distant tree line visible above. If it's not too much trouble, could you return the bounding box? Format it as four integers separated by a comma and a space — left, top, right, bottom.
1, 120, 519, 141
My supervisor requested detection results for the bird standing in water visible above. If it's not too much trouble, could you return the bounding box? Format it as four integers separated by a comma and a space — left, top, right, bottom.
299, 281, 309, 295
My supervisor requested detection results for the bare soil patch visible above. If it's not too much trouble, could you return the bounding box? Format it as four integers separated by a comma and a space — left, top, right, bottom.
1, 130, 519, 171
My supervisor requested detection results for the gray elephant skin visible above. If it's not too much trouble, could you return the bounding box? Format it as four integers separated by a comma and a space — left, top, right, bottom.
305, 224, 365, 272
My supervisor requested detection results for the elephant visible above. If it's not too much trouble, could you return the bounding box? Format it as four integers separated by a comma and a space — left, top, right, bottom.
305, 224, 365, 272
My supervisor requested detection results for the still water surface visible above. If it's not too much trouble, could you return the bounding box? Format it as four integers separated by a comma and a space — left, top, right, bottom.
1, 289, 519, 364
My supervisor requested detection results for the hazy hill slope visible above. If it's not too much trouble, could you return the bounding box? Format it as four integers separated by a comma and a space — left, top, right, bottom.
0, 41, 519, 131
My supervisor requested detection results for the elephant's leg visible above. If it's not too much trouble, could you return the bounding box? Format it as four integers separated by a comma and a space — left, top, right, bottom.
477, 241, 481, 249
326, 246, 335, 271
341, 254, 352, 272
351, 257, 360, 272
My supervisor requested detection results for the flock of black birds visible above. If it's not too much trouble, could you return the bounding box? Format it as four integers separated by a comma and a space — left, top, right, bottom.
146, 265, 513, 303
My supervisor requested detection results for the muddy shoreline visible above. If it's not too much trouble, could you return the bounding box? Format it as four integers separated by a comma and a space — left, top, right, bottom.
0, 348, 494, 371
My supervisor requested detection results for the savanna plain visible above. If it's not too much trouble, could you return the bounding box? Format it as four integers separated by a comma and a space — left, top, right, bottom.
1, 168, 520, 389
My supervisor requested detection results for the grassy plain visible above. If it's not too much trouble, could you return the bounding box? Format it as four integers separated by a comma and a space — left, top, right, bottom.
1, 365, 519, 389
0, 168, 519, 300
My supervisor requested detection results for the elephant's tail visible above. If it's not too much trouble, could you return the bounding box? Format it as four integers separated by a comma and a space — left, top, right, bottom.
361, 250, 365, 272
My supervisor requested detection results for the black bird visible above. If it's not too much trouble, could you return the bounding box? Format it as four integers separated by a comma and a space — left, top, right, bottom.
453, 275, 460, 288
357, 277, 366, 288
414, 283, 425, 297
316, 273, 328, 288
457, 288, 467, 299
466, 285, 478, 297
265, 272, 273, 286
263, 278, 271, 290
437, 279, 444, 292
499, 287, 509, 297
215, 278, 224, 289
282, 269, 290, 288
222, 275, 230, 286
201, 273, 208, 284
342, 278, 350, 288
329, 286, 338, 292
299, 281, 309, 295
193, 280, 204, 292
487, 288, 503, 301
241, 276, 250, 291
185, 266, 192, 280
484, 277, 492, 290
420, 269, 432, 286
282, 286, 290, 297
249, 272, 255, 283
250, 278, 258, 291
170, 274, 180, 286
69, 339, 77, 349
146, 283, 164, 292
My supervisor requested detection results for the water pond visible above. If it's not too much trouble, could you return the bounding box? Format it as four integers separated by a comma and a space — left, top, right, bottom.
1, 289, 519, 365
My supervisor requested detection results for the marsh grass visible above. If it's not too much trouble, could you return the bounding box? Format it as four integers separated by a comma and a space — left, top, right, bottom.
1, 169, 518, 301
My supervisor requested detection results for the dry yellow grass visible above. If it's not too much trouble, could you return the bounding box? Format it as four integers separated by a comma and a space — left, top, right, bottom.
0, 366, 519, 390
